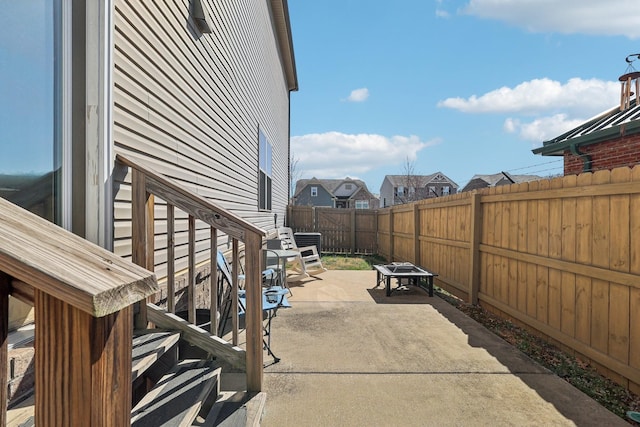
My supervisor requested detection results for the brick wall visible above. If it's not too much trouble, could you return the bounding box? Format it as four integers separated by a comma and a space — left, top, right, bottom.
564, 133, 640, 175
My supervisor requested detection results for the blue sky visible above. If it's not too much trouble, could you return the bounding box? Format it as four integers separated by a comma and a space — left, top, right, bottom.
288, 0, 640, 194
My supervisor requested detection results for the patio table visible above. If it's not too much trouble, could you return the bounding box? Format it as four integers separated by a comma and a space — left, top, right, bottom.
373, 263, 437, 297
265, 248, 300, 291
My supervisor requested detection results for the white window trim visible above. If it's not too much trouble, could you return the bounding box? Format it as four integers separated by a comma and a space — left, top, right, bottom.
85, 0, 114, 249
55, 0, 73, 230
259, 128, 272, 211
355, 200, 369, 209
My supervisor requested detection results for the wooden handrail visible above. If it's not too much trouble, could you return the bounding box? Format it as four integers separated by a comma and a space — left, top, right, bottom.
0, 196, 158, 426
117, 154, 264, 239
0, 197, 158, 316
116, 154, 267, 392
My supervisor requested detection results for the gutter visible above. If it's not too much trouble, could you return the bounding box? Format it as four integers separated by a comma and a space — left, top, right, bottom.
532, 119, 640, 156
569, 144, 592, 173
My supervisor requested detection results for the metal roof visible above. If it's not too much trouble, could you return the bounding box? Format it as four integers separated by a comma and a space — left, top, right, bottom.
533, 98, 640, 156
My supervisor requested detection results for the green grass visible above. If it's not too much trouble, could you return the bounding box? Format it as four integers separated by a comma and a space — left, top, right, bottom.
320, 253, 386, 270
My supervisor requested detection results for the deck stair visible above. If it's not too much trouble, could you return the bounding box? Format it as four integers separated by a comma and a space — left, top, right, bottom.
2, 159, 268, 426
8, 327, 262, 426
131, 359, 222, 427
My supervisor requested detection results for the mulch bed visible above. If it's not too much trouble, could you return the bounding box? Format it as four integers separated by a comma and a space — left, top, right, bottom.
435, 288, 640, 424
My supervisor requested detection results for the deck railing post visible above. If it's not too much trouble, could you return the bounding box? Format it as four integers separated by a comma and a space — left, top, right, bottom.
188, 215, 196, 323
231, 239, 239, 345
210, 227, 218, 334
0, 273, 8, 426
35, 290, 133, 426
244, 232, 264, 392
167, 204, 175, 312
132, 169, 154, 328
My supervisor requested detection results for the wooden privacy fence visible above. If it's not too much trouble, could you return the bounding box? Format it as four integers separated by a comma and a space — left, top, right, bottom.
378, 166, 640, 393
287, 205, 378, 254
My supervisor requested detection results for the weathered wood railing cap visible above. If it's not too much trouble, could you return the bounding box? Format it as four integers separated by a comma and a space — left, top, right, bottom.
0, 197, 158, 317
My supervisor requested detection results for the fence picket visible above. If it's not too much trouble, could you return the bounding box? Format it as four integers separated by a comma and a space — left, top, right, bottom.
288, 166, 640, 390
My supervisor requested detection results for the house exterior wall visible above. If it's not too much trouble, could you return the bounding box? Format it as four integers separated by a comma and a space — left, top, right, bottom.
112, 0, 292, 276
294, 185, 333, 207
380, 177, 457, 206
461, 179, 487, 192
563, 133, 640, 175
348, 190, 379, 209
379, 178, 394, 208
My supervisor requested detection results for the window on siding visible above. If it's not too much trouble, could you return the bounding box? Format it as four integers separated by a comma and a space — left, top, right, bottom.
428, 186, 436, 196
345, 184, 352, 190
311, 186, 318, 197
355, 200, 369, 209
259, 129, 272, 211
442, 186, 450, 195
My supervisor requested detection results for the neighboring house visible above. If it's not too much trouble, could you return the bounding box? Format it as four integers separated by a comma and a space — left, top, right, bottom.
293, 179, 335, 207
532, 73, 640, 175
461, 172, 542, 192
379, 173, 458, 207
293, 178, 380, 209
3, 1, 296, 321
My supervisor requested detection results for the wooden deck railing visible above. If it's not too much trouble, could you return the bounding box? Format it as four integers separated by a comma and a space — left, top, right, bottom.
116, 154, 267, 392
0, 196, 158, 426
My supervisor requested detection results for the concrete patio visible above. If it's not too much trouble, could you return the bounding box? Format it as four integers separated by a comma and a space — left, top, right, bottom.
260, 270, 628, 426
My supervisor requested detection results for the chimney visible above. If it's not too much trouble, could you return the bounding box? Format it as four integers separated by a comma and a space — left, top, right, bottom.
619, 54, 640, 111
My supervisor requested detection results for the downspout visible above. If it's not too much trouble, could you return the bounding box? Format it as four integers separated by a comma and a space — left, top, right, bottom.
569, 143, 592, 173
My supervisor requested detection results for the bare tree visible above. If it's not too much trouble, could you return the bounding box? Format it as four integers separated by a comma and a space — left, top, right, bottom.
396, 157, 422, 204
289, 153, 303, 203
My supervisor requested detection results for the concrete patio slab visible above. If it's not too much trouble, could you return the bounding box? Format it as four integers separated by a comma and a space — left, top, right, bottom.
261, 270, 628, 426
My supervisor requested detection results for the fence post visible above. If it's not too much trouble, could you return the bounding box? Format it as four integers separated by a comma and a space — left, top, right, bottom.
313, 207, 318, 232
413, 204, 420, 266
350, 209, 356, 255
389, 208, 394, 261
468, 192, 482, 304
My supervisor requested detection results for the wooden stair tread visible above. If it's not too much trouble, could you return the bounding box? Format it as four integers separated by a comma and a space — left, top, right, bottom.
131, 360, 221, 427
199, 391, 266, 427
132, 331, 180, 382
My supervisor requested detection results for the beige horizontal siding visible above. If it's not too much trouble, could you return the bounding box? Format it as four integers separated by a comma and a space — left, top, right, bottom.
113, 0, 291, 277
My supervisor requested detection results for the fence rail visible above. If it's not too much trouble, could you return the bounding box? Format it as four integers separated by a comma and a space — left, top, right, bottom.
289, 165, 640, 393
287, 206, 378, 254
376, 166, 640, 393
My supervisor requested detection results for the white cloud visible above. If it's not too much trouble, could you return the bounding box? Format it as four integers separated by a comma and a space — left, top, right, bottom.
291, 132, 440, 178
504, 115, 585, 143
439, 77, 621, 144
346, 88, 370, 102
462, 0, 640, 39
436, 9, 450, 18
438, 78, 618, 116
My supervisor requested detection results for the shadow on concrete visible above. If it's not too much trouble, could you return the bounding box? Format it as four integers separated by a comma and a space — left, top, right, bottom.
427, 294, 627, 426
366, 286, 432, 304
